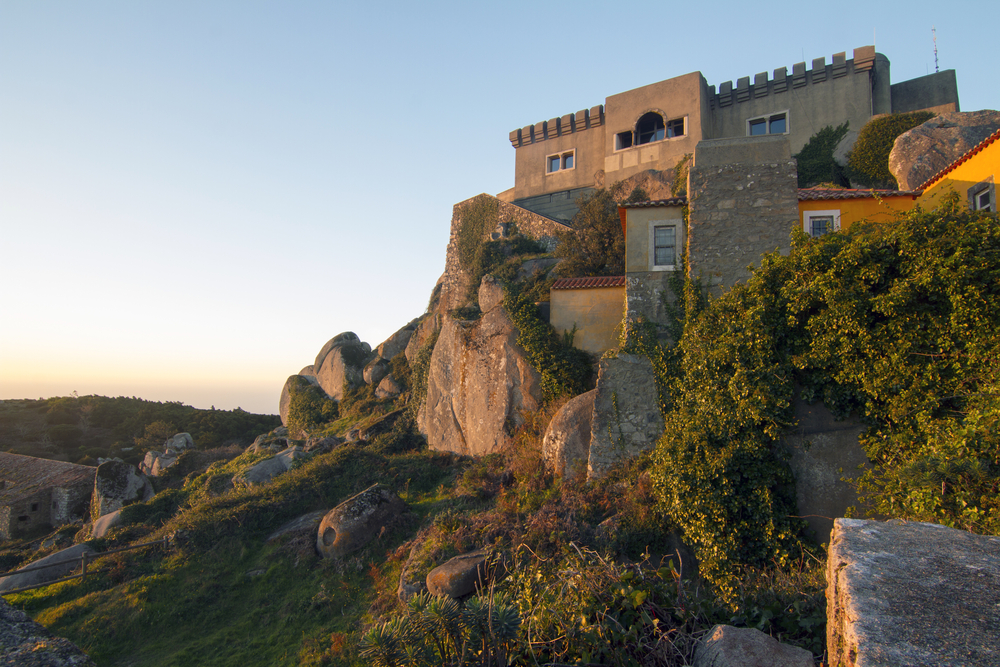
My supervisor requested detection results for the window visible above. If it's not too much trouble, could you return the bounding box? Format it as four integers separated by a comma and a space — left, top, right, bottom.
636, 112, 665, 145
666, 118, 685, 138
616, 131, 633, 150
648, 221, 682, 271
748, 111, 788, 136
803, 209, 841, 237
546, 150, 576, 174
969, 178, 995, 212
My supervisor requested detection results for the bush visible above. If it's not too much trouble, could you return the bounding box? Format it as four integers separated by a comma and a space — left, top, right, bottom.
286, 379, 338, 435
847, 111, 934, 188
555, 182, 648, 278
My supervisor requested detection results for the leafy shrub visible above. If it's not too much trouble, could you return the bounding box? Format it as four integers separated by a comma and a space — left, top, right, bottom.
408, 328, 440, 419
555, 182, 648, 278
847, 111, 934, 187
286, 378, 338, 435
794, 122, 850, 187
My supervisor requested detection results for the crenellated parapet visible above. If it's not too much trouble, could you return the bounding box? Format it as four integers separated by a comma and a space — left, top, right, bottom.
709, 46, 877, 109
509, 105, 604, 148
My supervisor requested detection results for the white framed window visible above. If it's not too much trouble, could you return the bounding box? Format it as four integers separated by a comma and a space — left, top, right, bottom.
748, 111, 789, 136
649, 221, 681, 271
803, 209, 841, 237
969, 178, 995, 212
666, 117, 686, 138
546, 150, 575, 174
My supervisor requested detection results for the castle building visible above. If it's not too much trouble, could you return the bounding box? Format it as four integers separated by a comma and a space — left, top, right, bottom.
503, 46, 959, 222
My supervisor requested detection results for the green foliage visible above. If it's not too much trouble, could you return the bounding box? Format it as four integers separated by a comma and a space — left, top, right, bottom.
848, 111, 934, 187
502, 284, 592, 402
455, 197, 499, 276
671, 153, 691, 197
407, 328, 441, 419
794, 122, 850, 188
555, 182, 648, 278
360, 588, 520, 667
652, 195, 1000, 599
389, 352, 411, 391
286, 378, 339, 435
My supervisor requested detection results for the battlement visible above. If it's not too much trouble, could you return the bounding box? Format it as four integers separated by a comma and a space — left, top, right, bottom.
509, 105, 604, 148
708, 46, 879, 109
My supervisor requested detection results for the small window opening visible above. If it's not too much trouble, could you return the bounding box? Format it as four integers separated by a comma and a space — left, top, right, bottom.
749, 112, 788, 136
616, 131, 633, 150
562, 153, 573, 169
769, 114, 786, 134
810, 215, 835, 237
636, 112, 665, 145
548, 155, 561, 173
17, 516, 28, 522
666, 118, 685, 138
546, 150, 575, 174
654, 226, 676, 266
30, 503, 38, 512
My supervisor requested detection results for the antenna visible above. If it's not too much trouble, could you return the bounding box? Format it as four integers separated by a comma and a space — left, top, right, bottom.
933, 26, 939, 73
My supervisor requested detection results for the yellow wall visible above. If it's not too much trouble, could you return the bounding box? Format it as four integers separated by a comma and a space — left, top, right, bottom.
917, 136, 1000, 211
625, 206, 686, 272
798, 194, 918, 233
550, 286, 626, 354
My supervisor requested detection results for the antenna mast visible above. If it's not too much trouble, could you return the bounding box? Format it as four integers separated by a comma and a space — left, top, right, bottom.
933, 26, 939, 73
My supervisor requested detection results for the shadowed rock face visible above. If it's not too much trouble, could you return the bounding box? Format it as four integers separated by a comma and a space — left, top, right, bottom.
889, 110, 1000, 189
0, 597, 95, 666
417, 277, 542, 457
827, 518, 1000, 667
92, 460, 152, 518
542, 389, 596, 478
316, 485, 406, 559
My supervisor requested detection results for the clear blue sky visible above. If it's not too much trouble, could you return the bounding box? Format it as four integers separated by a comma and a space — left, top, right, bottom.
2, 1, 997, 415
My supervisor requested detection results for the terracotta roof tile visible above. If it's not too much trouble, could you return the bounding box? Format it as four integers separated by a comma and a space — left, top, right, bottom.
552, 276, 626, 290
917, 127, 1000, 191
797, 188, 921, 201
619, 197, 688, 208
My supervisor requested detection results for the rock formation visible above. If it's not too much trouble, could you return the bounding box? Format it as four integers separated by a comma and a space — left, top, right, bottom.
542, 389, 595, 477
694, 624, 813, 667
316, 484, 405, 559
827, 518, 1000, 667
0, 596, 95, 666
91, 460, 153, 519
426, 549, 492, 599
314, 333, 369, 400
139, 432, 195, 477
232, 445, 307, 487
418, 276, 542, 456
0, 544, 95, 594
889, 110, 1000, 189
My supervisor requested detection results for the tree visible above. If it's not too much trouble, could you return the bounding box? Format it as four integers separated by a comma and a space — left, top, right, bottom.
555, 182, 648, 278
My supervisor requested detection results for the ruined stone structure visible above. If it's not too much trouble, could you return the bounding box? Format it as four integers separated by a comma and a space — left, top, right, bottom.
0, 453, 95, 540
507, 46, 959, 221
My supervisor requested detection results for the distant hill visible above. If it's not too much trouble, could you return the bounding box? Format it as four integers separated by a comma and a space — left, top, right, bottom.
0, 396, 280, 466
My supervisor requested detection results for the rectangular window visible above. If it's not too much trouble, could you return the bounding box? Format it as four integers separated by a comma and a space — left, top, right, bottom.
615, 131, 633, 151
969, 179, 995, 212
748, 111, 789, 136
803, 210, 840, 237
666, 118, 685, 138
653, 226, 676, 266
546, 150, 576, 174
31, 503, 38, 512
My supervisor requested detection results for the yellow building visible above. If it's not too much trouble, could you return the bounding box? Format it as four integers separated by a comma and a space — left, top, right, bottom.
916, 128, 999, 212
549, 276, 626, 354
797, 188, 920, 236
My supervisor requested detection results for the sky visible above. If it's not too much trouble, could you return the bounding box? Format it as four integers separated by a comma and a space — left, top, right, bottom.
2, 1, 998, 415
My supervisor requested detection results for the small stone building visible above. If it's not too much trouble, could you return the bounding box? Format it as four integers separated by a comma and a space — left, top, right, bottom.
0, 453, 95, 540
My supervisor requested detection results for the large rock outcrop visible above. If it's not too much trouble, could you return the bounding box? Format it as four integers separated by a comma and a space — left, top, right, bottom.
314, 333, 371, 400
91, 460, 153, 519
316, 484, 406, 559
279, 370, 318, 426
417, 276, 542, 456
139, 432, 195, 477
889, 110, 1000, 189
0, 544, 95, 595
0, 596, 95, 666
542, 389, 596, 477
587, 354, 664, 479
827, 518, 1000, 667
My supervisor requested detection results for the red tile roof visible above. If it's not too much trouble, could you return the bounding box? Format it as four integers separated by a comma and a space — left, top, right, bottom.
619, 197, 688, 208
917, 127, 1000, 191
552, 276, 626, 290
797, 188, 921, 201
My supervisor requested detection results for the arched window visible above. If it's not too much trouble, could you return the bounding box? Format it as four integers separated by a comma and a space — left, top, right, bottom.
636, 112, 665, 145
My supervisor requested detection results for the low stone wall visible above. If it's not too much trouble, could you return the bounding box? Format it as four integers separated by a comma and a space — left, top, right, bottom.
827, 518, 1000, 666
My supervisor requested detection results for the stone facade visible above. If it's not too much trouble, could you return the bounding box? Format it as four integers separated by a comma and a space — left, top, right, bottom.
509, 46, 959, 219
0, 453, 95, 540
687, 136, 799, 297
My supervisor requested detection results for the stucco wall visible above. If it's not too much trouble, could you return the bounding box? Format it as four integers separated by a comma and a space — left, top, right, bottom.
891, 69, 960, 114
549, 286, 625, 354
709, 49, 888, 156
917, 134, 999, 211
798, 194, 919, 234
687, 136, 798, 297
623, 204, 686, 329
511, 109, 606, 200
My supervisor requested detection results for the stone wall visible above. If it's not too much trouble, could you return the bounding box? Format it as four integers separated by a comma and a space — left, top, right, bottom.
438, 193, 571, 314
687, 136, 798, 297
